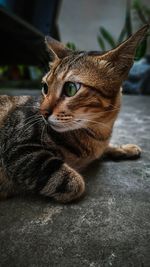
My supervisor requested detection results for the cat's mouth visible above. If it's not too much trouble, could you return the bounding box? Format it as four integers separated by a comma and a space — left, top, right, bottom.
50, 122, 75, 132
47, 117, 82, 132
50, 122, 67, 132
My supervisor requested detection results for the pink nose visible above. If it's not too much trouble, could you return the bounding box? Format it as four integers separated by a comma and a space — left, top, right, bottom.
40, 108, 52, 118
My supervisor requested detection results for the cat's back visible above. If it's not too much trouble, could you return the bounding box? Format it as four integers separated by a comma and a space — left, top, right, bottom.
0, 95, 30, 126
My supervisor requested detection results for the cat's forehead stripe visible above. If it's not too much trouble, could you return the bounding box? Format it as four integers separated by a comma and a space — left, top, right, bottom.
45, 52, 96, 82
57, 52, 86, 73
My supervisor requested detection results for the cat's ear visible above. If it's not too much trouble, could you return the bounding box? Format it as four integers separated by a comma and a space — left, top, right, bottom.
45, 36, 72, 60
99, 25, 149, 80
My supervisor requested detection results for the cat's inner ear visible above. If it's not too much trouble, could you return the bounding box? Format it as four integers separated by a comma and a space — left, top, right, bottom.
97, 25, 149, 80
45, 36, 72, 60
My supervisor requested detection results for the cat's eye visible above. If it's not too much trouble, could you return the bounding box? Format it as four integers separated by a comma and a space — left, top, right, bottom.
42, 83, 48, 95
63, 82, 81, 97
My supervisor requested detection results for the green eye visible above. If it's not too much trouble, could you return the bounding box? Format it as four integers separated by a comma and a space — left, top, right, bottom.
63, 82, 81, 97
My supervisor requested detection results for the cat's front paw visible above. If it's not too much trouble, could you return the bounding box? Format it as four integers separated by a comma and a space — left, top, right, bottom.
120, 144, 142, 159
40, 163, 85, 203
104, 144, 142, 160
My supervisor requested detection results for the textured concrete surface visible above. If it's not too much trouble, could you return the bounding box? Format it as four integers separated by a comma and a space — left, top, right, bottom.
0, 95, 150, 267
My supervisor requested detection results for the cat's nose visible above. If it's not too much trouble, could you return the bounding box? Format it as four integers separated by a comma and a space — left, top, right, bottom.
40, 108, 52, 118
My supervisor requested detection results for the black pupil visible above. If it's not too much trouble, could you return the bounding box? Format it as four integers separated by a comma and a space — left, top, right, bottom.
43, 83, 48, 94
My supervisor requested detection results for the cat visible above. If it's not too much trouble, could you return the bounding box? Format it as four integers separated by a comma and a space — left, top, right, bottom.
0, 25, 149, 203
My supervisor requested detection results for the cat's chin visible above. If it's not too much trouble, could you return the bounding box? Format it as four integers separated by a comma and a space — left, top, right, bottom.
50, 124, 79, 133
51, 126, 68, 132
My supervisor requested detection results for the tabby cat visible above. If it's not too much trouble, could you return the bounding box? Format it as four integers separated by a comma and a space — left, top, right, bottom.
0, 25, 148, 203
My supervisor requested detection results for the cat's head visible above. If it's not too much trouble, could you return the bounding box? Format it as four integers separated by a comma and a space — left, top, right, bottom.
40, 25, 149, 132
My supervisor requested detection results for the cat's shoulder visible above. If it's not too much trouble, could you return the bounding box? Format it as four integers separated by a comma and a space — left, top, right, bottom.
0, 95, 32, 126
0, 95, 31, 106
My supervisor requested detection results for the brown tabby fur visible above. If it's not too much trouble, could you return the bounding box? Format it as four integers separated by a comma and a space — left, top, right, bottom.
0, 25, 149, 202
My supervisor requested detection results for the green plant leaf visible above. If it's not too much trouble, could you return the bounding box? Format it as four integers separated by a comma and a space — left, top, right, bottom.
125, 0, 132, 37
143, 5, 150, 15
97, 35, 106, 51
66, 42, 77, 51
99, 27, 116, 48
132, 0, 142, 10
135, 38, 147, 60
132, 0, 148, 24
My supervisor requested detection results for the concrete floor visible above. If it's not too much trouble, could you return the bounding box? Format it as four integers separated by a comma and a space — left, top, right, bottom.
0, 95, 150, 267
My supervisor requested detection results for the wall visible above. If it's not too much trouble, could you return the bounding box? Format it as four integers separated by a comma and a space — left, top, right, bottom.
58, 0, 150, 52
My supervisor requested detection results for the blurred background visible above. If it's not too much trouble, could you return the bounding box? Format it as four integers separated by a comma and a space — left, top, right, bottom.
0, 0, 150, 95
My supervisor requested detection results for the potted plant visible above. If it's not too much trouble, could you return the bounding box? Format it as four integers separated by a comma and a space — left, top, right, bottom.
97, 0, 150, 94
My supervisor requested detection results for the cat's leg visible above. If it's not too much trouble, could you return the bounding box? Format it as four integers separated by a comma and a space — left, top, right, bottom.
103, 144, 141, 160
2, 145, 85, 203
38, 163, 85, 203
0, 166, 16, 199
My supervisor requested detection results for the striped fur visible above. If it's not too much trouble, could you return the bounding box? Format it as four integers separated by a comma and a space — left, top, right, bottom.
0, 25, 148, 202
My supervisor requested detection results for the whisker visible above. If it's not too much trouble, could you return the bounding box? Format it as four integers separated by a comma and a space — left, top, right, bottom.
18, 116, 42, 131
73, 120, 109, 140
76, 108, 120, 117
23, 114, 41, 123
74, 118, 111, 130
41, 115, 48, 125
17, 118, 43, 138
73, 120, 98, 138
18, 119, 43, 137
41, 124, 46, 147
